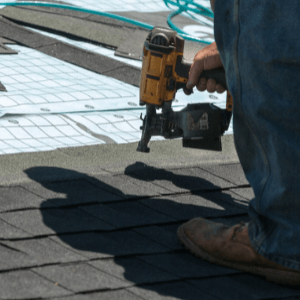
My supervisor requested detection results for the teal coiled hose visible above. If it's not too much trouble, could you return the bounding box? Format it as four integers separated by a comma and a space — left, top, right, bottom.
0, 1, 214, 44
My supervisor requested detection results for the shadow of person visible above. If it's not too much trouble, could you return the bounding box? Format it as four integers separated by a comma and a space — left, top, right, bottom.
25, 166, 250, 299
124, 161, 249, 208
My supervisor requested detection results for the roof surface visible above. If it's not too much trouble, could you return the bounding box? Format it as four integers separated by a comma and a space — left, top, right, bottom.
0, 1, 299, 299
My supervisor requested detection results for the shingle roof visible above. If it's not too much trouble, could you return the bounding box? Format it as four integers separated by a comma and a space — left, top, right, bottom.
0, 2, 298, 299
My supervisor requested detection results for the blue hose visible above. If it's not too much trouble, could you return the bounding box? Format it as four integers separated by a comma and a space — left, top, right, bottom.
0, 1, 213, 44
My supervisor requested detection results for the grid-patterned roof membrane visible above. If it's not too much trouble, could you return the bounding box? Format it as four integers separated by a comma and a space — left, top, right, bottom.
0, 0, 231, 155
0, 42, 231, 155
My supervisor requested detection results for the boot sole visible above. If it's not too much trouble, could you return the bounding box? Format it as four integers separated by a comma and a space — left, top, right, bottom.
177, 224, 300, 286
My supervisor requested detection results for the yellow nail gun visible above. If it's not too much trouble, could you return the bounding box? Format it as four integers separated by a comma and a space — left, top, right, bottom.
137, 27, 233, 153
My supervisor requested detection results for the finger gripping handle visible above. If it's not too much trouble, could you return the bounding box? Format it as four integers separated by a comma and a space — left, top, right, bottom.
201, 67, 227, 90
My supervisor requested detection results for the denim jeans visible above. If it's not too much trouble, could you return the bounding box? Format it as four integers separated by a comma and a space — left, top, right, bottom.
214, 0, 300, 271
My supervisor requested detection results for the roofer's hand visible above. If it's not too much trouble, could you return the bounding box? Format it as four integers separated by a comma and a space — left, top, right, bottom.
184, 42, 225, 95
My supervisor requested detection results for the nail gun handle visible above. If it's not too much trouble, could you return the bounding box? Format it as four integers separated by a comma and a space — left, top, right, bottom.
200, 67, 228, 90
176, 57, 228, 90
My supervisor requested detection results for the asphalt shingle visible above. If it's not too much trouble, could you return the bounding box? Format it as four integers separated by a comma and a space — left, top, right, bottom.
38, 42, 126, 72
126, 166, 235, 193
2, 237, 86, 267
102, 65, 141, 87
51, 289, 144, 300
115, 29, 148, 61
187, 273, 300, 300
87, 174, 169, 199
127, 281, 220, 300
89, 256, 178, 285
0, 18, 142, 86
0, 218, 32, 239
80, 201, 176, 228
140, 191, 247, 221
36, 179, 121, 206
0, 186, 56, 212
0, 6, 134, 47
21, 179, 123, 205
133, 224, 184, 251
105, 201, 177, 224
50, 229, 170, 260
0, 17, 58, 48
32, 262, 129, 293
0, 43, 18, 54
0, 270, 71, 299
0, 3, 296, 299
0, 243, 32, 270
230, 187, 255, 201
0, 207, 114, 236
199, 163, 249, 186
137, 253, 241, 280
0, 80, 6, 92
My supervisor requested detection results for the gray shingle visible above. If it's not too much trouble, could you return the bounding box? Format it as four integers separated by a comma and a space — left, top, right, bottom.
133, 225, 184, 251
195, 189, 249, 211
0, 218, 32, 239
0, 207, 114, 236
32, 262, 128, 293
128, 281, 220, 300
50, 229, 169, 260
102, 65, 141, 87
127, 166, 235, 193
0, 80, 6, 92
39, 179, 122, 206
117, 11, 205, 36
49, 232, 116, 260
140, 191, 247, 221
0, 17, 59, 48
0, 186, 56, 211
115, 29, 148, 61
116, 175, 171, 196
50, 289, 144, 300
0, 243, 32, 270
230, 187, 255, 200
39, 41, 120, 68
90, 256, 178, 285
80, 201, 176, 228
87, 174, 168, 199
104, 201, 177, 225
97, 230, 170, 256
0, 270, 71, 299
79, 203, 140, 228
137, 253, 241, 279
21, 179, 123, 205
0, 43, 18, 55
187, 273, 300, 300
0, 7, 133, 47
2, 237, 86, 266
199, 163, 249, 186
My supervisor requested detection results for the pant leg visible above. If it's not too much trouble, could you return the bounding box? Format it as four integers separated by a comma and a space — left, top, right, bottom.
214, 0, 300, 271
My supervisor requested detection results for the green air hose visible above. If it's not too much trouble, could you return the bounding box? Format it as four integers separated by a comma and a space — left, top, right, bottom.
163, 0, 213, 44
0, 1, 214, 44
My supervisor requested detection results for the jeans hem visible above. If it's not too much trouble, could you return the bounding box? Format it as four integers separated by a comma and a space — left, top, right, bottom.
248, 220, 300, 272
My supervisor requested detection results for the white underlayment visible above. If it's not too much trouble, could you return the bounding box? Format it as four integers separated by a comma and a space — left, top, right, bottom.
0, 0, 212, 13
0, 0, 232, 155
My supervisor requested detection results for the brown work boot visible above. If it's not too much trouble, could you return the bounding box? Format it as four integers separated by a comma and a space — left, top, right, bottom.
177, 218, 300, 286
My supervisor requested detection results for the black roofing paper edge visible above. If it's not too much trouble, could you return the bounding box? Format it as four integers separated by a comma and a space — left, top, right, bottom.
0, 17, 141, 87
0, 81, 7, 92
